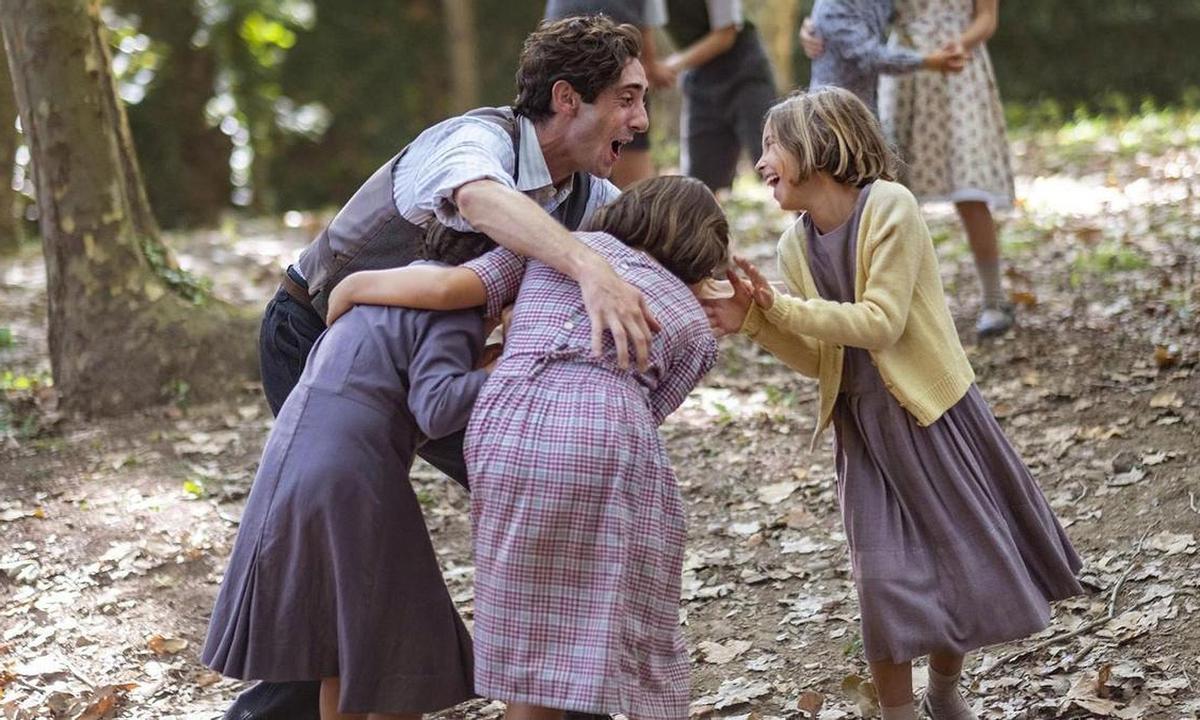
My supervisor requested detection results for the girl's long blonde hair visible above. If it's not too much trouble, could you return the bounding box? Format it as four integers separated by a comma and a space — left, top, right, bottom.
766, 87, 899, 187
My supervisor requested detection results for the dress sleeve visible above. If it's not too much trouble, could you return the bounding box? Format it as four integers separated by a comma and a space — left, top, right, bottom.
741, 303, 821, 378
705, 0, 743, 29
817, 3, 923, 76
462, 246, 528, 320
643, 0, 668, 27
649, 334, 718, 425
407, 311, 489, 440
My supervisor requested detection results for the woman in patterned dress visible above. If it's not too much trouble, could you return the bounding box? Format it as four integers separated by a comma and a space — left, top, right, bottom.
328, 176, 730, 720
878, 0, 1016, 337
802, 0, 1016, 337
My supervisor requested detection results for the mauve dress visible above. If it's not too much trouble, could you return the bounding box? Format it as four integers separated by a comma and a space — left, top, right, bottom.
807, 184, 1083, 664
202, 303, 488, 714
461, 233, 718, 720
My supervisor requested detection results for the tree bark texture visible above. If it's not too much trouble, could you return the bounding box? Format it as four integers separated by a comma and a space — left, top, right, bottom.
442, 0, 479, 113
0, 0, 257, 415
0, 40, 19, 254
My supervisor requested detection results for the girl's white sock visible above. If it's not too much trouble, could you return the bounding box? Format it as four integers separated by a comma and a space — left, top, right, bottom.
923, 668, 978, 720
975, 259, 1006, 310
879, 701, 917, 720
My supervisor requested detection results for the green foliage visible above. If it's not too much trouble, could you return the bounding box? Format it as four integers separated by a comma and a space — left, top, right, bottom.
183, 478, 207, 498
0, 327, 13, 349
239, 11, 297, 68
841, 629, 863, 657
1072, 241, 1150, 275
138, 236, 212, 305
0, 369, 51, 392
163, 379, 192, 407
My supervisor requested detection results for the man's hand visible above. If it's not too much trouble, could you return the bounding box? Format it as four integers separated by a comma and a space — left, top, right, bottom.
799, 17, 825, 59
578, 258, 659, 371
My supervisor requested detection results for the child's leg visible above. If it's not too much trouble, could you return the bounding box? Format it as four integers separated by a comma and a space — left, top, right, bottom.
319, 677, 422, 720
955, 200, 1012, 336
868, 659, 917, 720
503, 703, 564, 720
922, 652, 977, 720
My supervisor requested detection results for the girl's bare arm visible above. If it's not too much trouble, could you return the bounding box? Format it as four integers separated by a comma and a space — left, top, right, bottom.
326, 266, 486, 324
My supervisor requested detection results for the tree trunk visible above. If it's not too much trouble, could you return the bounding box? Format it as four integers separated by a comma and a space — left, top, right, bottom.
113, 0, 231, 229
442, 0, 479, 113
0, 40, 19, 254
0, 0, 257, 416
757, 0, 798, 91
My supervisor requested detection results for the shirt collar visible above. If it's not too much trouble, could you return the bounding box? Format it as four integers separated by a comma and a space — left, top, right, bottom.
515, 115, 556, 193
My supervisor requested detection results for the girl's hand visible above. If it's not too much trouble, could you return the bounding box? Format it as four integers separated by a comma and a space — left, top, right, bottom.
798, 17, 825, 59
325, 275, 360, 325
924, 42, 968, 73
734, 257, 775, 310
701, 269, 754, 337
479, 342, 503, 373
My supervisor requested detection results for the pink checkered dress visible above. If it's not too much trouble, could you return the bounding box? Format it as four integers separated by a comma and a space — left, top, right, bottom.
462, 232, 717, 720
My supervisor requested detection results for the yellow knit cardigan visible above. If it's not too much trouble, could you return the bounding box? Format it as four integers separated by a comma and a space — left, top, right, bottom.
740, 180, 975, 449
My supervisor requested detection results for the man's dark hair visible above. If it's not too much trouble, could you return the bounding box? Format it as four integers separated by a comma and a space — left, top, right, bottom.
422, 222, 497, 266
513, 15, 642, 122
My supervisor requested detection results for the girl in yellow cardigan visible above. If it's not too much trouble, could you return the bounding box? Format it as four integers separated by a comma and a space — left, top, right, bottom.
704, 87, 1083, 720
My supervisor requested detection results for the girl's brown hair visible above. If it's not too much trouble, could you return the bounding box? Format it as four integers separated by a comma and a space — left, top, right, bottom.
766, 87, 899, 186
584, 175, 730, 284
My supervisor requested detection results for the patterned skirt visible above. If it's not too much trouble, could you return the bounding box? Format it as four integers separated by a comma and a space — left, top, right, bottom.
464, 360, 689, 720
878, 14, 1015, 208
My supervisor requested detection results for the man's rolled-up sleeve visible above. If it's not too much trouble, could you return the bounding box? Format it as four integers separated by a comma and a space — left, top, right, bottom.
407, 120, 518, 232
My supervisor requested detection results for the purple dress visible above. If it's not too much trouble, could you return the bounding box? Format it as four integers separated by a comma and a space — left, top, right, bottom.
806, 184, 1083, 664
461, 232, 718, 720
202, 303, 488, 714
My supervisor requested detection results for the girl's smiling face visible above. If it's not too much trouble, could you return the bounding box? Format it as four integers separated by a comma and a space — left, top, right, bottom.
756, 122, 804, 211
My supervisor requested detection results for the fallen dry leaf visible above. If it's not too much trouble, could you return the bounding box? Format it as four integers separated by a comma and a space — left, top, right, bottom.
1149, 391, 1181, 409
698, 639, 753, 665
757, 481, 799, 505
147, 635, 189, 656
796, 690, 824, 716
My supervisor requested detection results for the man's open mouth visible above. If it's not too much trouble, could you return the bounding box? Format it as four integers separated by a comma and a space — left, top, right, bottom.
610, 139, 629, 158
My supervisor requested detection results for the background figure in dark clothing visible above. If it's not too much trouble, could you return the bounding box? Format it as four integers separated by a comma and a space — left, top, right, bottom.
661, 0, 777, 192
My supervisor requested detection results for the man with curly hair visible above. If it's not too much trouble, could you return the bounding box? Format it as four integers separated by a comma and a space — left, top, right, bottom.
234, 14, 650, 720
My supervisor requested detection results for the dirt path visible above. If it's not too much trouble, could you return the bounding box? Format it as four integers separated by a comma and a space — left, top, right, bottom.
2, 122, 1198, 719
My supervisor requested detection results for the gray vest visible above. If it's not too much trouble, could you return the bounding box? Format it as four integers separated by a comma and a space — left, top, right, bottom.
295, 106, 594, 321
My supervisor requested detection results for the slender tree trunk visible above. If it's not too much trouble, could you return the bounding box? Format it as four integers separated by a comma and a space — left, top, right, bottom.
113, 0, 231, 229
0, 0, 257, 415
442, 0, 479, 113
0, 41, 19, 254
759, 0, 798, 91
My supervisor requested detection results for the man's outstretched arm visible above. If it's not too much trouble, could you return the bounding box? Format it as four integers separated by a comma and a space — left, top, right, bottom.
455, 179, 658, 370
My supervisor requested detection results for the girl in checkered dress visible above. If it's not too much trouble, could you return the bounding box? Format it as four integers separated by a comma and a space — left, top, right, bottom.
328, 176, 730, 720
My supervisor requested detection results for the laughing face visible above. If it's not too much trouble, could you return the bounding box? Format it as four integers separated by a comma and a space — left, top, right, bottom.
564, 59, 649, 179
755, 122, 804, 211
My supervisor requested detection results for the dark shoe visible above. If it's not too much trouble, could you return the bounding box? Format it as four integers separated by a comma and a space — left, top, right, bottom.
224, 681, 321, 720
975, 305, 1014, 339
